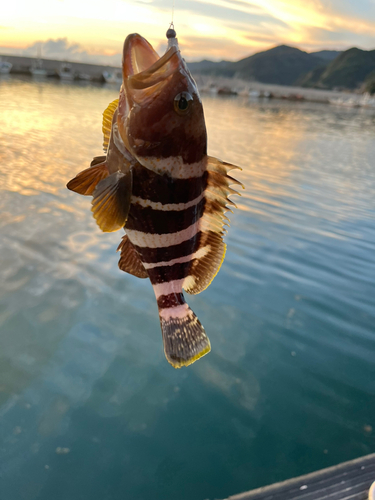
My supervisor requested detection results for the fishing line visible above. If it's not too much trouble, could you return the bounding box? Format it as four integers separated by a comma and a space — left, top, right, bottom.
166, 1, 177, 48
166, 0, 177, 44
171, 0, 175, 25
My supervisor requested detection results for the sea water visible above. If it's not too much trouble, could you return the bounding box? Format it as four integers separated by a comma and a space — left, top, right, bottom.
0, 75, 375, 500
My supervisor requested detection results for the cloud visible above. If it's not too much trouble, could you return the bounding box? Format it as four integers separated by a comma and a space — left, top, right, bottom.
180, 35, 252, 61
299, 25, 375, 51
2, 38, 122, 66
153, 0, 288, 28
1, 0, 375, 63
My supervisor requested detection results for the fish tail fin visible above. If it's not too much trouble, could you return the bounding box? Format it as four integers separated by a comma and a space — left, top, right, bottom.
158, 294, 210, 368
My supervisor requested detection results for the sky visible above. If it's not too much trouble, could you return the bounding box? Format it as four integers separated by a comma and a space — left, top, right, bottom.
1, 0, 375, 65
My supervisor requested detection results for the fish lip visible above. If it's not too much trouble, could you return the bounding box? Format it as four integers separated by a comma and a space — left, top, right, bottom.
123, 33, 180, 91
122, 33, 158, 79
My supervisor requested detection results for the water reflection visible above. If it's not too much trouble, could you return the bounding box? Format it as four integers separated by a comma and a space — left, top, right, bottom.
0, 76, 375, 500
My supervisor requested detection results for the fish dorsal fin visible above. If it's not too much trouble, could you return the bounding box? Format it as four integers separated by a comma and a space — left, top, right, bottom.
117, 235, 148, 278
183, 156, 243, 295
67, 161, 109, 196
102, 99, 119, 152
91, 169, 132, 232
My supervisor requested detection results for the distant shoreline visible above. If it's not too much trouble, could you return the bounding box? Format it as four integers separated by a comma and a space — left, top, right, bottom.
1, 54, 370, 107
0, 54, 121, 82
193, 74, 362, 104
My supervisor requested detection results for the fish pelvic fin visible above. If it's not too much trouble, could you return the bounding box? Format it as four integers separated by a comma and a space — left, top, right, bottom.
102, 99, 119, 152
117, 234, 148, 278
158, 294, 210, 368
91, 170, 132, 232
66, 160, 109, 196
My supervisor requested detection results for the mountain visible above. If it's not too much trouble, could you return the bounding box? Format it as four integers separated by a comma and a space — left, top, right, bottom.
296, 65, 327, 87
187, 45, 375, 90
229, 45, 324, 85
188, 45, 324, 86
365, 71, 375, 94
301, 47, 375, 89
187, 59, 229, 74
311, 50, 342, 61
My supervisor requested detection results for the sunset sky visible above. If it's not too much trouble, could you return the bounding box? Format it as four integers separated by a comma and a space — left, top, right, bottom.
2, 0, 375, 64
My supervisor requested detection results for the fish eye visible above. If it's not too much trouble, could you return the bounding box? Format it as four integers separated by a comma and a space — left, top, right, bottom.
174, 92, 193, 115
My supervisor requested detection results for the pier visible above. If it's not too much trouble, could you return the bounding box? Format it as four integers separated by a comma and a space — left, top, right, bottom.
224, 454, 375, 500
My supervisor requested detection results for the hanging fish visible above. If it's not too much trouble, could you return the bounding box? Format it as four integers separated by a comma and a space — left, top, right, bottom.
67, 29, 243, 368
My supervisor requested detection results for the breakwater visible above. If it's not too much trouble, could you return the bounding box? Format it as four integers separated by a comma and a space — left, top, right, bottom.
0, 54, 121, 81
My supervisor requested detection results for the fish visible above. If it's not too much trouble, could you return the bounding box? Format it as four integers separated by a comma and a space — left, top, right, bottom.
67, 30, 243, 368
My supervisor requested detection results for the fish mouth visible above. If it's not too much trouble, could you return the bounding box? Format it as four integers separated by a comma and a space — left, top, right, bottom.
122, 33, 180, 98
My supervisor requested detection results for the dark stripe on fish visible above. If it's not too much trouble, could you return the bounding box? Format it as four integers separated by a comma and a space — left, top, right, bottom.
131, 165, 208, 205
133, 232, 202, 264
132, 126, 206, 164
148, 261, 192, 285
157, 293, 185, 309
126, 197, 206, 234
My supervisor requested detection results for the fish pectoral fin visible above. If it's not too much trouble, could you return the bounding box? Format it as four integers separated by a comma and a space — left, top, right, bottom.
102, 98, 119, 152
67, 162, 109, 196
91, 170, 132, 232
159, 299, 210, 368
90, 155, 107, 167
117, 235, 148, 278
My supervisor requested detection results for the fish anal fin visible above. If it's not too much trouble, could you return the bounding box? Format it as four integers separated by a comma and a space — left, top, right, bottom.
102, 98, 119, 152
117, 235, 148, 279
183, 231, 226, 295
67, 162, 109, 196
158, 295, 210, 368
91, 170, 132, 232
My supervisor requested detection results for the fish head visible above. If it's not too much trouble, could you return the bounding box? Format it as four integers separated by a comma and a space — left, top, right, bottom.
118, 33, 207, 172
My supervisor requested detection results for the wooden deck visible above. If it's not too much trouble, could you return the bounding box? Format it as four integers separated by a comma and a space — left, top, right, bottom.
225, 453, 375, 500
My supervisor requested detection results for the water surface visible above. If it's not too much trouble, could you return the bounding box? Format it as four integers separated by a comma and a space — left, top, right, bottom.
1, 76, 375, 500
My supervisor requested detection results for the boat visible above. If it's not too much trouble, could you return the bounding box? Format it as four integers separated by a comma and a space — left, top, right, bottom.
359, 93, 375, 108
29, 44, 48, 77
30, 59, 48, 77
0, 59, 12, 74
77, 72, 91, 81
329, 97, 360, 108
217, 86, 237, 96
58, 63, 74, 80
102, 70, 122, 84
249, 90, 261, 98
200, 83, 219, 95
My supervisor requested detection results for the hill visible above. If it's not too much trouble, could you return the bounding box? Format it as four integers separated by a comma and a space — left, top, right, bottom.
311, 50, 341, 61
302, 47, 375, 89
188, 45, 325, 86
187, 59, 229, 74
230, 45, 326, 85
187, 45, 375, 90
